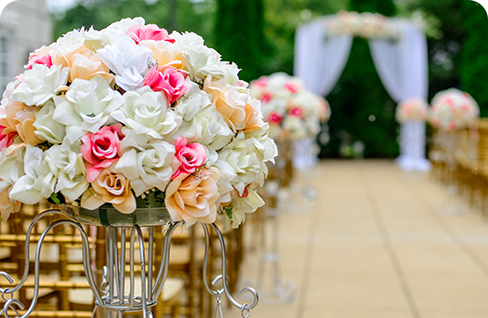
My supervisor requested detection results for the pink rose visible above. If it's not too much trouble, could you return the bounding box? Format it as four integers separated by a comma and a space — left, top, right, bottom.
127, 24, 175, 44
290, 107, 303, 117
24, 54, 53, 69
171, 136, 207, 180
254, 77, 268, 88
268, 112, 282, 124
144, 67, 190, 104
0, 125, 17, 151
261, 93, 271, 104
81, 124, 124, 182
285, 83, 298, 93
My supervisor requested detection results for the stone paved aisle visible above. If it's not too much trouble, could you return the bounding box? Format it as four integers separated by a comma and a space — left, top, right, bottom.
222, 160, 488, 318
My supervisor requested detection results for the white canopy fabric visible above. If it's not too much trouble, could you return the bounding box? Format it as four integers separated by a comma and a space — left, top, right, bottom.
294, 18, 430, 171
294, 20, 353, 96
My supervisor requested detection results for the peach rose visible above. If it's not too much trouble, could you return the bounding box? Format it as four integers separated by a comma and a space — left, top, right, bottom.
81, 165, 136, 214
69, 46, 113, 83
203, 76, 264, 133
0, 184, 21, 221
0, 100, 42, 146
165, 167, 219, 226
139, 40, 185, 70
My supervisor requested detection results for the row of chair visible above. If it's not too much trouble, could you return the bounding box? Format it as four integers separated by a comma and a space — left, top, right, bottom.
429, 119, 488, 214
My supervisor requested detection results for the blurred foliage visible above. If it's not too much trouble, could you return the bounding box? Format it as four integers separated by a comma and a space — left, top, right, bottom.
214, 0, 266, 81
52, 0, 216, 45
460, 1, 488, 116
261, 0, 348, 76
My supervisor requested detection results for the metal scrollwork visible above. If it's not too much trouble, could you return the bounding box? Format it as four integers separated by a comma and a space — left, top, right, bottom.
201, 223, 259, 317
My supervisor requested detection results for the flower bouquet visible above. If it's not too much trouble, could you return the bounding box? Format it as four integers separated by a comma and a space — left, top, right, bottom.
0, 17, 277, 229
325, 11, 400, 40
249, 73, 328, 189
395, 97, 428, 123
249, 72, 329, 142
428, 88, 479, 131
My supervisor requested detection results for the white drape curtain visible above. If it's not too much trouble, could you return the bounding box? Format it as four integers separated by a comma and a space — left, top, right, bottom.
294, 20, 353, 96
369, 24, 430, 171
293, 20, 352, 170
293, 20, 430, 171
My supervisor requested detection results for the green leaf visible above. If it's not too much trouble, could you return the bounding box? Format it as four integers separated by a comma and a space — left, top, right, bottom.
224, 206, 233, 219
49, 193, 61, 205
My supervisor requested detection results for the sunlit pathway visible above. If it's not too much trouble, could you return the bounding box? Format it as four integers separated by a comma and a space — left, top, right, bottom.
223, 160, 488, 318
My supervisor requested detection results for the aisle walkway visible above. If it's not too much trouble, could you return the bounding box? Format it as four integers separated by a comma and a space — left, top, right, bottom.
226, 160, 488, 318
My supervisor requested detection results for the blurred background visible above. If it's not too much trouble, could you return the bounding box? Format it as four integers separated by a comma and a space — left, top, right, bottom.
3, 0, 487, 159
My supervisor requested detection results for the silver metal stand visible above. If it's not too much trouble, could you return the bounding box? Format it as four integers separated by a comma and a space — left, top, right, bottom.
254, 181, 297, 304
0, 209, 258, 318
437, 132, 464, 215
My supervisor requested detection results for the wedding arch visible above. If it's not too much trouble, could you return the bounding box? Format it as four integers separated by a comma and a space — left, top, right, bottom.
294, 11, 430, 170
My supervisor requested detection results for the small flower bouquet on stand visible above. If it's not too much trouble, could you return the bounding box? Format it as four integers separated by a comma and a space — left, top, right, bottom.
428, 88, 479, 215
0, 17, 277, 318
247, 72, 328, 304
250, 72, 329, 188
395, 97, 431, 171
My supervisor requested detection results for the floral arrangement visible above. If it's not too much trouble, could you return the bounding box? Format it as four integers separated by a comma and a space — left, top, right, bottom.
395, 97, 429, 123
428, 88, 479, 131
249, 73, 330, 141
324, 11, 401, 40
0, 17, 277, 229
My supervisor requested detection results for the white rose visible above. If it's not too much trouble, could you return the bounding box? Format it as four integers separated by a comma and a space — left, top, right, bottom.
223, 189, 265, 229
48, 28, 85, 52
97, 36, 154, 91
10, 146, 56, 205
53, 75, 124, 143
171, 32, 239, 84
176, 104, 234, 151
283, 116, 306, 140
212, 159, 237, 207
261, 98, 287, 118
33, 101, 66, 144
219, 130, 277, 194
0, 145, 26, 186
105, 17, 145, 33
112, 86, 181, 139
11, 65, 69, 106
115, 129, 175, 196
44, 139, 88, 201
0, 145, 26, 221
174, 82, 208, 121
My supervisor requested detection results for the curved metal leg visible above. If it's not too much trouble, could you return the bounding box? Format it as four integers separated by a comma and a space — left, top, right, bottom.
201, 223, 259, 317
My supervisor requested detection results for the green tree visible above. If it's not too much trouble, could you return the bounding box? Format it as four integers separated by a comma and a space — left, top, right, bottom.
397, 0, 465, 100
53, 0, 216, 45
460, 1, 488, 116
214, 0, 266, 81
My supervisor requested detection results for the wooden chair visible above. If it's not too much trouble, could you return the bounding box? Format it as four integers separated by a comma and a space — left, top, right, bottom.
0, 201, 94, 316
